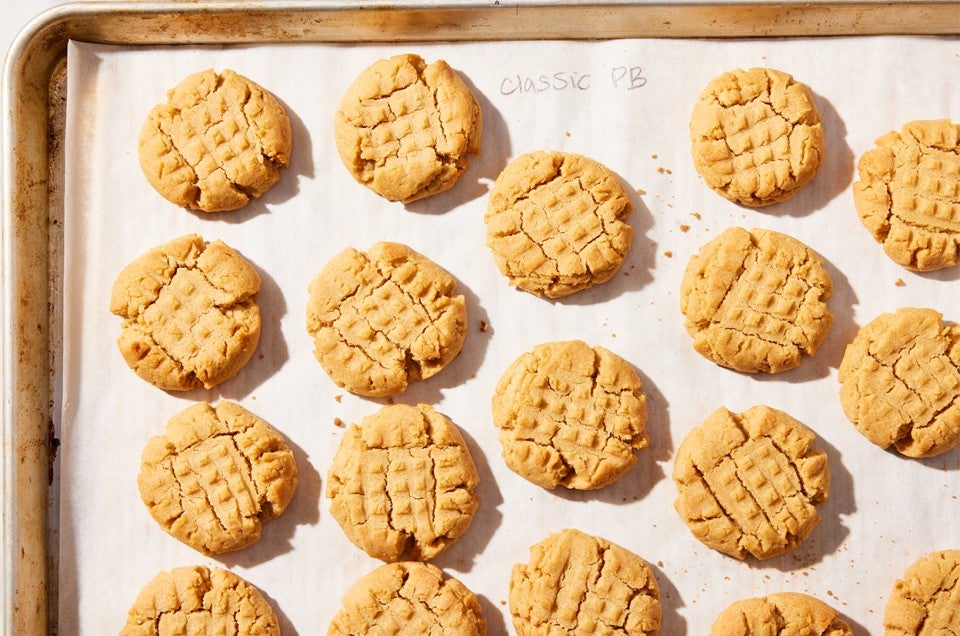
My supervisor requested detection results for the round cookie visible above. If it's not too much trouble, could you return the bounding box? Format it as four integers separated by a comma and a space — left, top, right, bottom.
110, 234, 261, 391
510, 528, 661, 635
334, 53, 482, 203
492, 340, 648, 490
884, 550, 960, 635
120, 565, 279, 635
138, 401, 298, 555
485, 150, 633, 298
326, 403, 479, 561
690, 67, 824, 206
839, 308, 960, 458
138, 68, 292, 213
853, 119, 960, 271
680, 226, 833, 374
710, 592, 853, 636
306, 241, 467, 397
673, 405, 830, 560
328, 561, 485, 635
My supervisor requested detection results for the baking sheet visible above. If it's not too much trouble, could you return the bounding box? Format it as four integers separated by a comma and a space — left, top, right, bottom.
60, 36, 960, 634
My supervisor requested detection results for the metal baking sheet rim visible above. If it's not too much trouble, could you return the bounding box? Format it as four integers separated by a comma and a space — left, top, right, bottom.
3, 1, 960, 633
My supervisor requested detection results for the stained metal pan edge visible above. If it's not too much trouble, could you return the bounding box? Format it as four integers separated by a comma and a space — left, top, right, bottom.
3, 1, 959, 634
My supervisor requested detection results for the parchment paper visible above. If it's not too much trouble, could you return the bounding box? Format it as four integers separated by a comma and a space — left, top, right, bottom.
60, 35, 960, 634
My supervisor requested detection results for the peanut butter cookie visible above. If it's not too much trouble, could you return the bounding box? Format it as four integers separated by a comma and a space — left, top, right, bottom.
138, 69, 292, 213
853, 119, 960, 271
711, 592, 853, 636
690, 67, 824, 206
884, 550, 960, 635
138, 401, 298, 555
680, 226, 833, 374
334, 53, 482, 203
485, 150, 633, 298
110, 234, 261, 391
673, 405, 830, 560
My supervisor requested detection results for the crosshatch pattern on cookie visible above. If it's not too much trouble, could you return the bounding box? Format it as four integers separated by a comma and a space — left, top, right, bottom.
485, 150, 633, 298
110, 234, 261, 391
138, 401, 298, 555
710, 592, 853, 636
884, 550, 960, 635
492, 340, 648, 490
680, 226, 833, 374
138, 69, 292, 213
510, 529, 661, 635
326, 404, 479, 562
839, 307, 960, 458
853, 119, 960, 271
120, 565, 280, 636
306, 242, 467, 397
673, 405, 830, 560
690, 67, 824, 206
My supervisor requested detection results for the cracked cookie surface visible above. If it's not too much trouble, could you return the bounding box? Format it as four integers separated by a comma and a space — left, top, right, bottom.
120, 565, 280, 635
884, 550, 960, 635
492, 340, 648, 490
839, 307, 960, 458
110, 234, 261, 391
710, 592, 853, 636
680, 226, 833, 374
138, 69, 292, 213
690, 67, 824, 206
853, 119, 960, 271
138, 401, 298, 555
328, 561, 486, 635
327, 403, 479, 562
510, 528, 661, 635
334, 53, 482, 203
673, 405, 830, 560
306, 242, 467, 397
485, 151, 633, 298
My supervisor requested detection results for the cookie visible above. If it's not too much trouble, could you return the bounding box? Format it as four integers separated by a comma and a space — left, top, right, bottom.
485, 150, 633, 298
306, 242, 467, 397
884, 550, 960, 635
327, 403, 479, 562
110, 234, 261, 391
510, 528, 661, 635
710, 592, 853, 636
120, 565, 279, 635
328, 561, 485, 635
334, 53, 482, 203
138, 401, 298, 555
690, 67, 824, 206
673, 405, 830, 560
839, 308, 960, 458
853, 119, 960, 271
138, 68, 292, 213
492, 340, 648, 490
680, 226, 833, 374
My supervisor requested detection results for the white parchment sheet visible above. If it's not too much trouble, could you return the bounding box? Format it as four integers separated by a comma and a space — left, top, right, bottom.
61, 36, 960, 634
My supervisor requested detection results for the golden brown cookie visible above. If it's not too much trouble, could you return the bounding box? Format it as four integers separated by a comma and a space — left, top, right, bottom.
690, 67, 824, 206
328, 561, 486, 635
839, 308, 960, 458
326, 403, 479, 562
853, 119, 960, 271
138, 401, 298, 555
492, 340, 648, 490
485, 150, 633, 298
110, 234, 261, 391
120, 565, 279, 635
510, 528, 661, 635
673, 405, 830, 560
306, 242, 467, 397
680, 226, 833, 374
710, 592, 853, 636
884, 550, 960, 635
138, 69, 292, 213
334, 53, 482, 203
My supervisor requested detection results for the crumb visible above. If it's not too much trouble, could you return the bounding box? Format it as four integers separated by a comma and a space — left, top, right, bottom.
387, 397, 395, 405
500, 600, 507, 606
657, 166, 665, 174
895, 278, 906, 287
656, 560, 664, 567
636, 187, 646, 196
651, 154, 658, 159
691, 211, 701, 220
623, 271, 630, 276
334, 394, 342, 403
333, 417, 345, 428
664, 251, 673, 258
258, 353, 265, 360
479, 320, 489, 333
679, 224, 690, 233
565, 131, 571, 137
